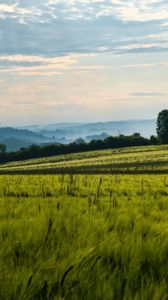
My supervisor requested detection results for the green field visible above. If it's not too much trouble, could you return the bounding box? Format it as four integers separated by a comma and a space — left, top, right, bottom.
0, 145, 168, 174
0, 146, 168, 299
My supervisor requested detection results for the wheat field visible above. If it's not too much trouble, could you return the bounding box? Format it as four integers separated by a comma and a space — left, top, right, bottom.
0, 171, 167, 299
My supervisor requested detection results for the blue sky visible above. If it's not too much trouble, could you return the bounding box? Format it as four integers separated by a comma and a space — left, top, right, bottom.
0, 0, 168, 125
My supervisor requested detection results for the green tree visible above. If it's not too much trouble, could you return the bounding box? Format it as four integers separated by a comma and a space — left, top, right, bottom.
150, 135, 158, 145
157, 110, 168, 144
0, 144, 6, 153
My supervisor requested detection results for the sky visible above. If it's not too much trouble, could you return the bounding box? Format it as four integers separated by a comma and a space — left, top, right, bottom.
0, 0, 168, 126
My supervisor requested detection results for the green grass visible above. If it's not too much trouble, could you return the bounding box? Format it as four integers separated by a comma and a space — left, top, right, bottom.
0, 145, 168, 174
0, 174, 168, 299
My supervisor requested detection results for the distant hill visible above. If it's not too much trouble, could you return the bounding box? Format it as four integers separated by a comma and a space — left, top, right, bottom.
85, 132, 109, 142
1, 119, 156, 152
0, 127, 55, 151
21, 119, 156, 140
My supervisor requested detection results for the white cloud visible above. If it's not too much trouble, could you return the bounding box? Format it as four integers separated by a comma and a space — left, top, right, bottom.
0, 2, 41, 21
0, 4, 17, 13
0, 0, 167, 58
45, 0, 168, 22
110, 1, 168, 22
0, 53, 98, 76
122, 62, 168, 68
1, 0, 167, 23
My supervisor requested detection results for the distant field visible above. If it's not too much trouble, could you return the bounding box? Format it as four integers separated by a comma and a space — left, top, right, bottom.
0, 174, 168, 299
0, 145, 168, 174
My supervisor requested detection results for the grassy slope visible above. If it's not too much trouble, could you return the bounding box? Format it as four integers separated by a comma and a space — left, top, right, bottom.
0, 145, 168, 174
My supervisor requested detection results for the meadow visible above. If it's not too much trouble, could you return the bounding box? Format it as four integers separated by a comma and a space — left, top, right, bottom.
0, 146, 168, 299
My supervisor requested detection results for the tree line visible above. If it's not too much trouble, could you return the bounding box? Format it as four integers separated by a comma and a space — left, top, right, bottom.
0, 133, 158, 164
0, 109, 167, 164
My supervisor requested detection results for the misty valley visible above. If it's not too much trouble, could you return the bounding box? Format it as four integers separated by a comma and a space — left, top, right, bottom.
0, 119, 156, 152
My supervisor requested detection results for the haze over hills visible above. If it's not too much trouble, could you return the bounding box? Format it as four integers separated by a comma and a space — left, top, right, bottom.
21, 119, 156, 140
0, 119, 156, 152
0, 128, 56, 152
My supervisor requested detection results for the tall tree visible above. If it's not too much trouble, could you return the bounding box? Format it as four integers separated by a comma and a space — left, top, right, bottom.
0, 144, 6, 153
157, 110, 168, 144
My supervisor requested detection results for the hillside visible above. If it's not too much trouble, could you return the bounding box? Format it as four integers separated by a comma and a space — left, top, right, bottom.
0, 145, 168, 174
0, 127, 56, 151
